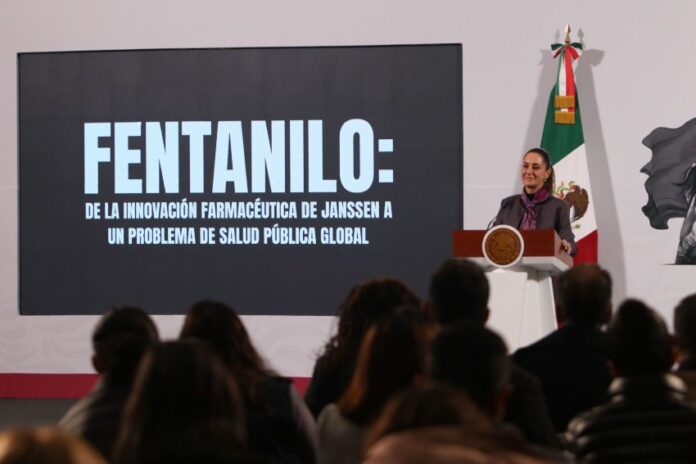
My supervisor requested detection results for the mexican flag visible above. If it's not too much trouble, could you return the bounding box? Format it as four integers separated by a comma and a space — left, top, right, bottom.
540, 34, 598, 264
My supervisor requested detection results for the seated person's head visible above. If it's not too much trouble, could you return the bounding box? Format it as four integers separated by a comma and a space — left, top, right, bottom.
557, 264, 612, 326
91, 306, 159, 387
180, 300, 268, 375
337, 305, 436, 425
363, 383, 544, 464
0, 427, 105, 464
336, 277, 420, 344
428, 259, 489, 326
114, 340, 246, 464
607, 299, 674, 377
366, 383, 490, 449
319, 278, 420, 375
674, 294, 696, 361
429, 323, 511, 419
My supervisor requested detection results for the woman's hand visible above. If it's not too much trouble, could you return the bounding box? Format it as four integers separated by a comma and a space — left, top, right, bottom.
561, 239, 572, 254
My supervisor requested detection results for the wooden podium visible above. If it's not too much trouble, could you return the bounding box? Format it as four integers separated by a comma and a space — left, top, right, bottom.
452, 229, 573, 352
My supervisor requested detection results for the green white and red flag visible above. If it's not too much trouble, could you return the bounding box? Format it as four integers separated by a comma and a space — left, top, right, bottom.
540, 29, 597, 264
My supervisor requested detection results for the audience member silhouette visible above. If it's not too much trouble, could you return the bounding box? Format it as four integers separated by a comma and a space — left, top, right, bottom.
305, 278, 420, 417
59, 306, 159, 459
0, 427, 106, 464
514, 264, 613, 431
112, 340, 246, 464
428, 258, 557, 447
429, 323, 512, 419
429, 258, 490, 326
317, 306, 435, 464
180, 300, 318, 464
565, 299, 696, 463
674, 293, 696, 400
363, 384, 552, 464
365, 383, 491, 449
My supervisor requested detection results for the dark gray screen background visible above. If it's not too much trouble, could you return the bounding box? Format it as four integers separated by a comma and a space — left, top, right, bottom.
19, 45, 462, 315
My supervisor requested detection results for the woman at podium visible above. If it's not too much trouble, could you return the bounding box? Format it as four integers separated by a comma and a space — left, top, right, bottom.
492, 148, 577, 256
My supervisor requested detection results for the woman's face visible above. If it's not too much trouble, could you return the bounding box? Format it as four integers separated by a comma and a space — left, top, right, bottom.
521, 151, 551, 194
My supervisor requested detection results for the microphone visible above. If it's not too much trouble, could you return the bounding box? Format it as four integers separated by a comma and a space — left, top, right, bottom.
487, 216, 498, 230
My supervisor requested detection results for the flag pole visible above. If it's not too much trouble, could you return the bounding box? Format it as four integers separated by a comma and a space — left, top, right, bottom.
541, 25, 598, 263
564, 24, 571, 45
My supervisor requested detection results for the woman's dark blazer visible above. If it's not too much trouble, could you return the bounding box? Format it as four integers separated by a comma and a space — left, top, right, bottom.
492, 193, 577, 256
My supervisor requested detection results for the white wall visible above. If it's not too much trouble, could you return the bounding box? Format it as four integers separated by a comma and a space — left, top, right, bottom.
1, 0, 695, 375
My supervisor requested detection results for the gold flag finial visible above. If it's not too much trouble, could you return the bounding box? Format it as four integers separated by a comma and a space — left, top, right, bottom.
564, 24, 571, 44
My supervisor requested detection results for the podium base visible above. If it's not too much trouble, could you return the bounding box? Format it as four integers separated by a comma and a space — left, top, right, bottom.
484, 267, 557, 353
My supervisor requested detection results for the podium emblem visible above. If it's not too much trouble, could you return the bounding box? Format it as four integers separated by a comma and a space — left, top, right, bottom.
482, 225, 524, 268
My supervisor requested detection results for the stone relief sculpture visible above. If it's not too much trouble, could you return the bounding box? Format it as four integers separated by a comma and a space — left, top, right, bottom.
642, 117, 696, 264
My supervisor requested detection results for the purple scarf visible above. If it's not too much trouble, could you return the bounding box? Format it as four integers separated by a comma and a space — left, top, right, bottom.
520, 189, 549, 230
